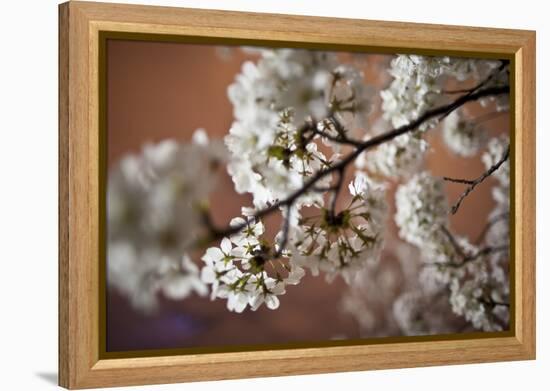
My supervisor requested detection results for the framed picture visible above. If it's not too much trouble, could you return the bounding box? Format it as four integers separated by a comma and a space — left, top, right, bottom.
58, 1, 536, 389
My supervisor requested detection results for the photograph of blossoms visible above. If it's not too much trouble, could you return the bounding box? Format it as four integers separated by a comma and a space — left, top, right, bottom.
105, 40, 511, 352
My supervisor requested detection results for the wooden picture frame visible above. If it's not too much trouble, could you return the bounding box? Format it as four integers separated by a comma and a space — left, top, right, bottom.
58, 1, 536, 389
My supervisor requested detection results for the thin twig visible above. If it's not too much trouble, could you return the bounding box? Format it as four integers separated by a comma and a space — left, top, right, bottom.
311, 184, 337, 193
424, 244, 509, 269
273, 205, 292, 258
463, 244, 509, 263
441, 225, 465, 258
313, 128, 363, 147
479, 298, 510, 308
443, 177, 475, 185
449, 145, 510, 214
313, 115, 363, 147
439, 62, 508, 121
441, 87, 478, 95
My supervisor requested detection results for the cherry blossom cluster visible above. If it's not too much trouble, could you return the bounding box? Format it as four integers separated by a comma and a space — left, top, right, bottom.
106, 48, 510, 335
394, 172, 449, 247
373, 55, 506, 179
226, 49, 371, 208
381, 55, 502, 129
341, 236, 469, 336
394, 157, 509, 331
201, 214, 305, 312
360, 128, 429, 178
107, 131, 224, 312
226, 108, 332, 209
442, 109, 488, 157
199, 170, 388, 312
288, 172, 388, 284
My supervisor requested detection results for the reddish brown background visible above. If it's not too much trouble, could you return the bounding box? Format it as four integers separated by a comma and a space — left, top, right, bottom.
106, 40, 509, 352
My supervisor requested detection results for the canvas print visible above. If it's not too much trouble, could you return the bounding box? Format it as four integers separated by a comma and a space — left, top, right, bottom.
105, 40, 510, 352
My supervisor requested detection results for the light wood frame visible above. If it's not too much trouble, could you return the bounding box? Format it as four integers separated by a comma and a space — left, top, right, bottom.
59, 1, 536, 389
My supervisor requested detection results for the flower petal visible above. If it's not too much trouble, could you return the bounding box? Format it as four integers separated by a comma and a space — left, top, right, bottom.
220, 237, 233, 254
265, 295, 280, 310
202, 247, 224, 263
200, 266, 216, 283
181, 254, 199, 273
230, 217, 246, 228
230, 247, 246, 259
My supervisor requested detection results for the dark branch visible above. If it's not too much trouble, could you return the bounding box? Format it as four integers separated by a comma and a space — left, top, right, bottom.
442, 87, 478, 95
424, 244, 509, 269
463, 244, 509, 263
355, 85, 509, 156
311, 184, 338, 193
200, 84, 509, 244
479, 298, 510, 308
313, 128, 363, 147
441, 225, 465, 259
443, 177, 475, 185
449, 145, 510, 215
439, 63, 508, 121
313, 115, 363, 147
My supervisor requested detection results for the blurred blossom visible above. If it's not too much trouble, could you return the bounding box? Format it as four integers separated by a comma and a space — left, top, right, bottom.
107, 130, 225, 312
483, 135, 510, 187
442, 109, 488, 157
364, 132, 428, 178
395, 172, 449, 247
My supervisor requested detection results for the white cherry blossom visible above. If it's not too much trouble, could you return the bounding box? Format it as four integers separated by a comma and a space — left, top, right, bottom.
107, 132, 224, 312
442, 110, 487, 157
394, 172, 448, 247
200, 215, 304, 312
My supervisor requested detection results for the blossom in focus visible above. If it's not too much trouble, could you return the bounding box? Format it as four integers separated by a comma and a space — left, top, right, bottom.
200, 214, 305, 312
225, 49, 372, 209
289, 172, 388, 284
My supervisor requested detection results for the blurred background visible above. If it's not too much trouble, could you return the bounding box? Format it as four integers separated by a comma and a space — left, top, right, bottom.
106, 40, 509, 352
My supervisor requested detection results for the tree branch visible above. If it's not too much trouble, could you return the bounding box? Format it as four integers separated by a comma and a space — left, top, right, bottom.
424, 244, 509, 269
441, 225, 465, 258
273, 205, 292, 258
449, 145, 510, 215
443, 177, 475, 185
313, 115, 363, 147
313, 128, 363, 147
441, 87, 478, 95
479, 298, 510, 308
439, 62, 508, 121
200, 84, 509, 244
463, 244, 509, 263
